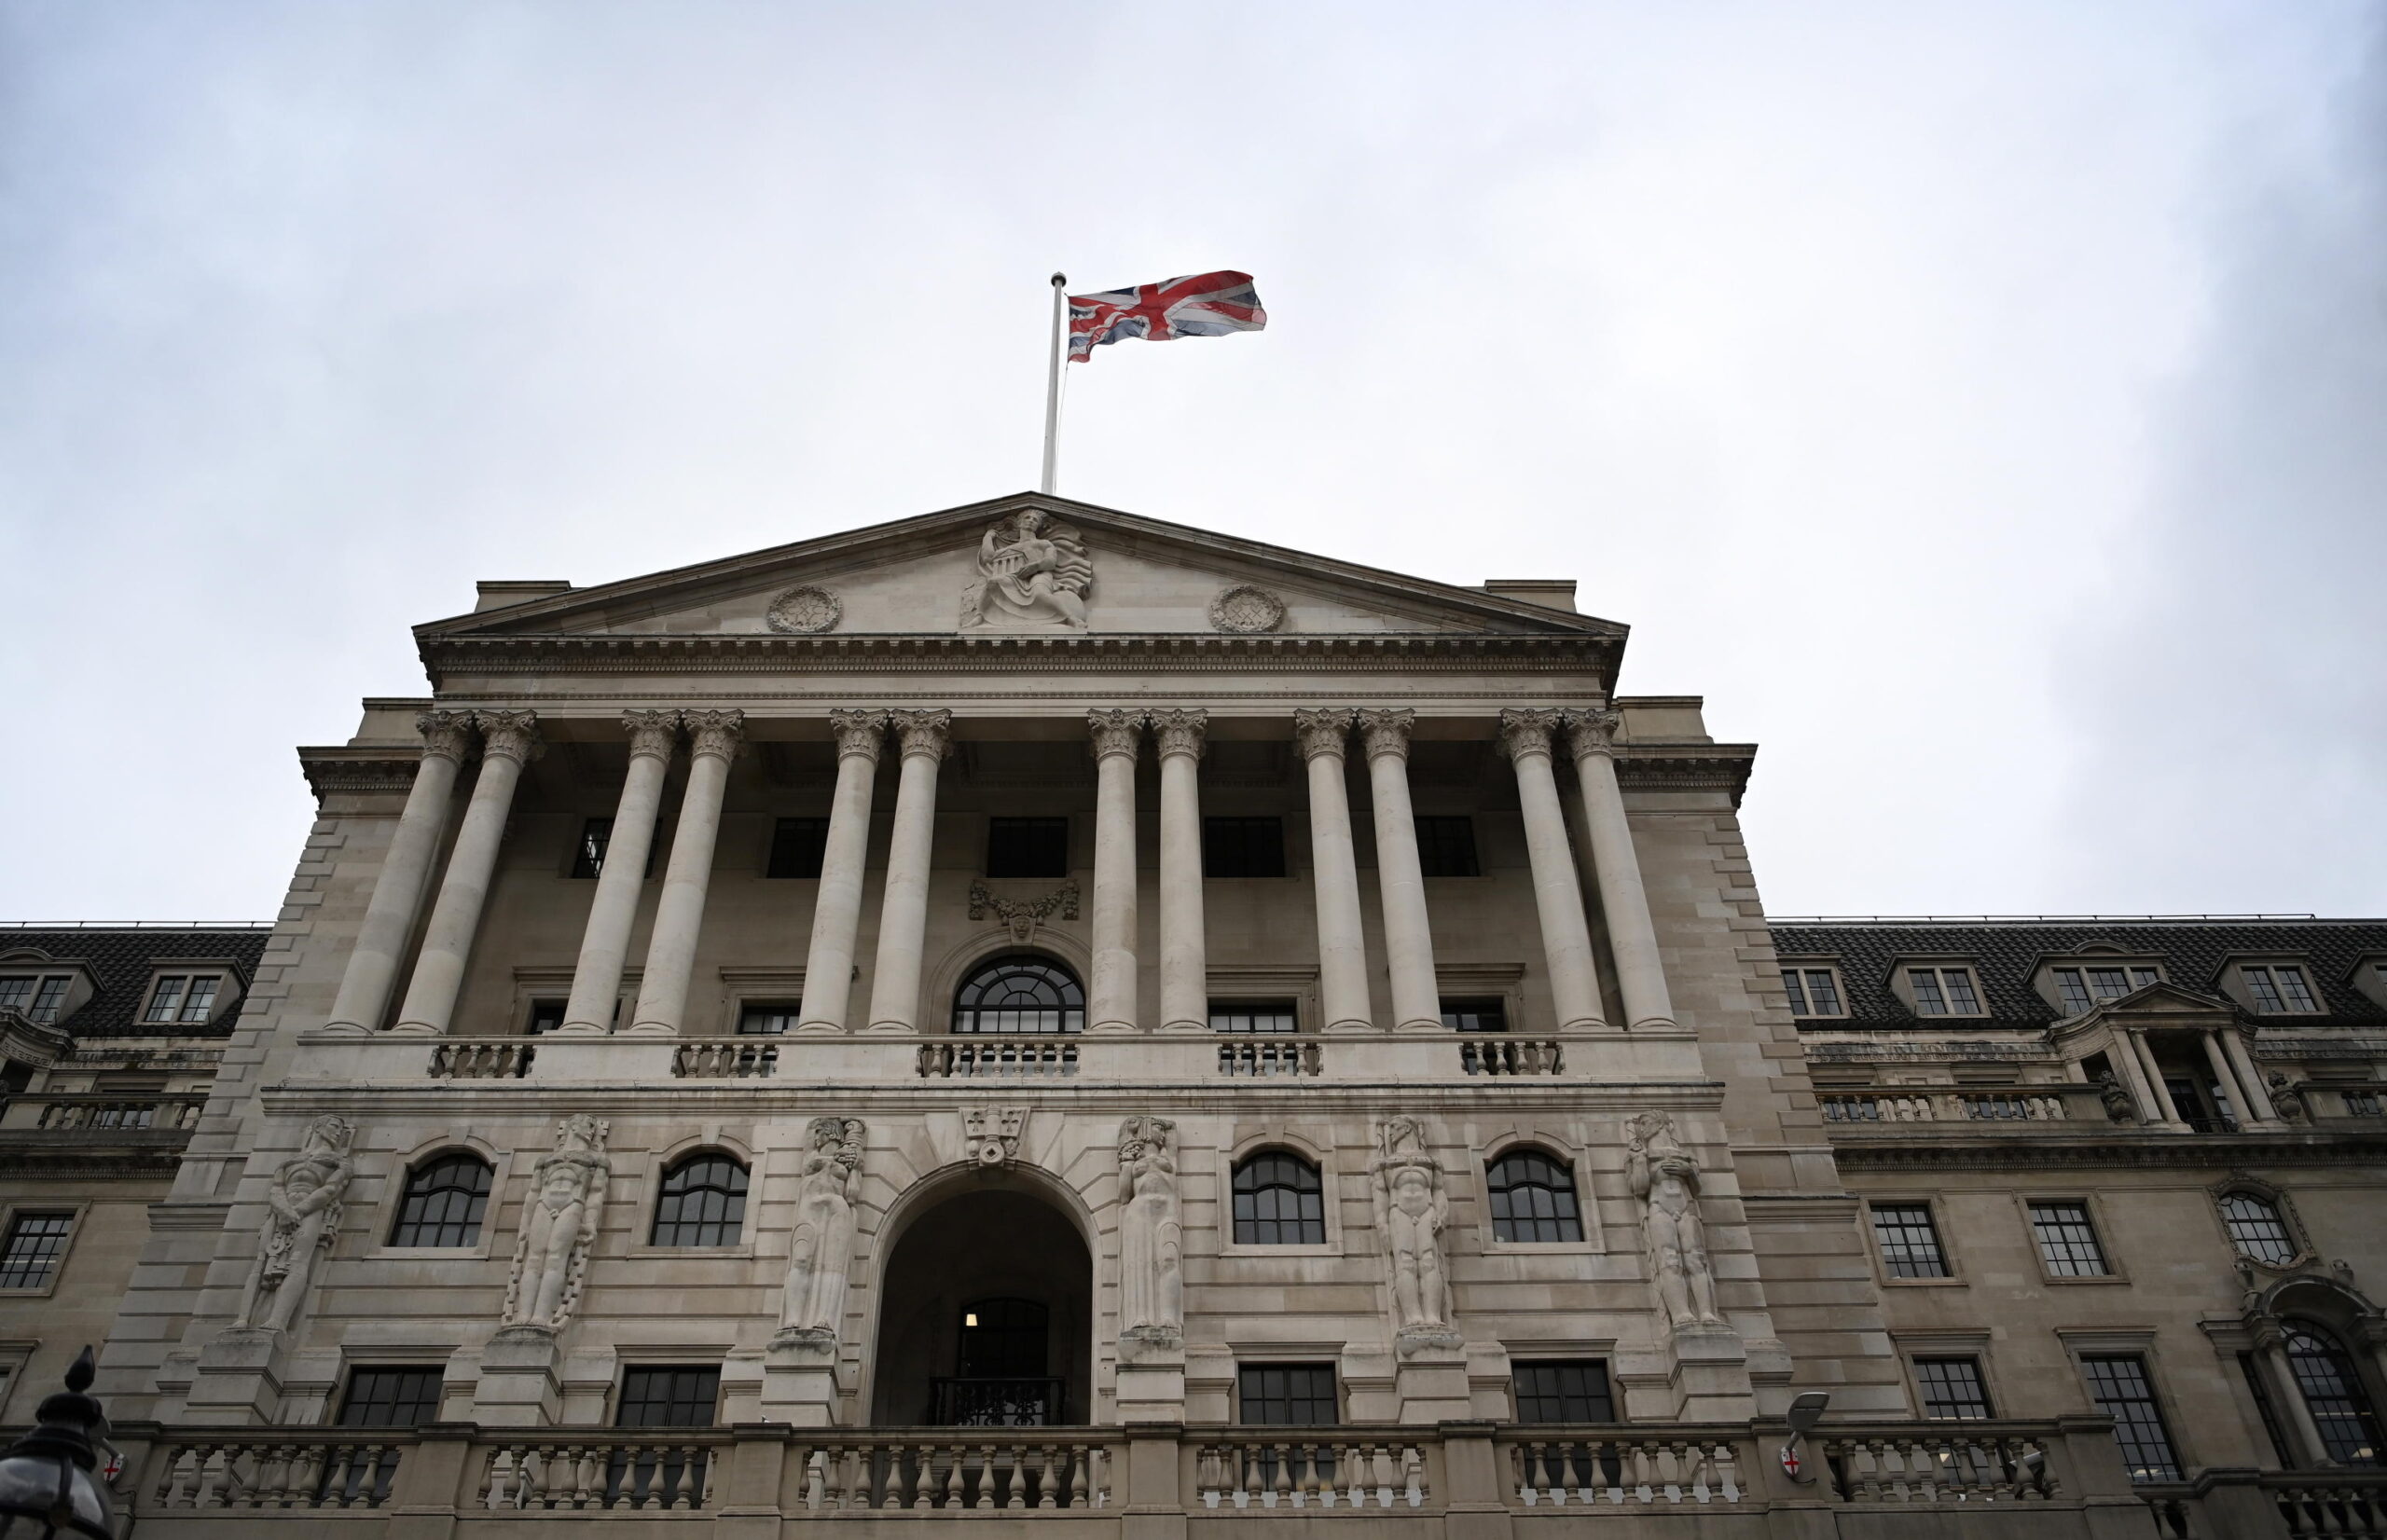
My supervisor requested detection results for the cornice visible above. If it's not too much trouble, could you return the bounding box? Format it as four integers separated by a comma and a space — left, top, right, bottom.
298, 746, 421, 798
1612, 746, 1758, 805
1829, 1131, 2387, 1172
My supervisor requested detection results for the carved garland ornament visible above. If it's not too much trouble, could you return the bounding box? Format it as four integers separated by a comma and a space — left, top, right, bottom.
766, 586, 843, 635
1208, 584, 1286, 634
968, 880, 1081, 943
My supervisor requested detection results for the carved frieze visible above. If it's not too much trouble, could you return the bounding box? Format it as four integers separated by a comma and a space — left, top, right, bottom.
967, 880, 1080, 943
963, 1106, 1028, 1169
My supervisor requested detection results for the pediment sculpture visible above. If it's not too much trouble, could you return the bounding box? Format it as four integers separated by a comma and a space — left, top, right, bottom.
960, 510, 1093, 631
503, 1114, 611, 1334
232, 1115, 355, 1335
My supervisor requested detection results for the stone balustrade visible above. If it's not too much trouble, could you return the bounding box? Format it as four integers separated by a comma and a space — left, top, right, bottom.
1216, 1038, 1323, 1077
1502, 1429, 1744, 1506
917, 1039, 1082, 1078
1460, 1038, 1567, 1077
1817, 1083, 2110, 1127
16, 1092, 206, 1132
426, 1039, 534, 1079
1194, 1433, 1430, 1508
1817, 1425, 2061, 1503
670, 1038, 778, 1078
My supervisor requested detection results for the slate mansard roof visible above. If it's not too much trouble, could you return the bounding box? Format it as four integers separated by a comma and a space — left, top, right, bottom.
0, 926, 270, 1038
1767, 917, 2387, 1029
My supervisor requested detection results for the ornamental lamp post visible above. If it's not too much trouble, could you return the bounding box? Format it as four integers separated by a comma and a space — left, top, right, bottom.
0, 1347, 116, 1538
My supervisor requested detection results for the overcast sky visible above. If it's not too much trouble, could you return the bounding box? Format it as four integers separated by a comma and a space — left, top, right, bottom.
4, 2, 2382, 923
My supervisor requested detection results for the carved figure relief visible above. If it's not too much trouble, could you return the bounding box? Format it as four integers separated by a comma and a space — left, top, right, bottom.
766, 585, 843, 634
232, 1116, 355, 1334
1625, 1112, 1723, 1330
1208, 584, 1286, 634
503, 1115, 611, 1333
779, 1117, 866, 1341
960, 510, 1093, 630
964, 1106, 1028, 1169
967, 879, 1081, 943
1370, 1116, 1458, 1350
1116, 1117, 1183, 1343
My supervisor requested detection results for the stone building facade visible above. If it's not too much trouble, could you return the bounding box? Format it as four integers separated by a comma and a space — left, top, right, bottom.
1, 491, 2379, 1534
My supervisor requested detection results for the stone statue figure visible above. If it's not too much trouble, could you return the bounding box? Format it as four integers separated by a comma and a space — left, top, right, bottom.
1370, 1117, 1458, 1349
960, 510, 1093, 630
2096, 1071, 2137, 1123
1625, 1111, 1724, 1330
779, 1117, 866, 1341
232, 1115, 355, 1334
503, 1115, 611, 1333
1115, 1117, 1183, 1343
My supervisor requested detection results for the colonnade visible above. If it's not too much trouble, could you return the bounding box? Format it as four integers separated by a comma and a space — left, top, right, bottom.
323, 703, 1676, 1038
2101, 1017, 2281, 1131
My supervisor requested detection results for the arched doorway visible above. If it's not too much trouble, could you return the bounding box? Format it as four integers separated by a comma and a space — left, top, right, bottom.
870, 1184, 1093, 1426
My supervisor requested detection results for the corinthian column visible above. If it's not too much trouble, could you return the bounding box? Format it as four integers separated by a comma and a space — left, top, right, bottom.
1499, 708, 1605, 1031
628, 710, 743, 1035
1087, 710, 1145, 1035
1564, 708, 1676, 1030
1358, 709, 1442, 1033
555, 712, 681, 1036
865, 709, 952, 1034
1152, 708, 1209, 1034
797, 710, 886, 1034
1297, 708, 1373, 1033
391, 709, 542, 1036
324, 711, 475, 1035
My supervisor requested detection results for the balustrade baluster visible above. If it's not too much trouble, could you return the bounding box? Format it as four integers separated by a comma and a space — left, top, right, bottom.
1069, 1443, 1093, 1508
968, 1442, 992, 1509
1000, 1445, 1025, 1508
1034, 1442, 1059, 1508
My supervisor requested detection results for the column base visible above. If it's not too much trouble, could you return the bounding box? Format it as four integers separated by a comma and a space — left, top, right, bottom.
549, 1021, 609, 1037
1154, 1019, 1208, 1036
1324, 1017, 1377, 1035
317, 1020, 373, 1038
1086, 1019, 1140, 1036
619, 1021, 679, 1037
385, 1021, 441, 1036
1391, 1017, 1444, 1034
1627, 1016, 1677, 1032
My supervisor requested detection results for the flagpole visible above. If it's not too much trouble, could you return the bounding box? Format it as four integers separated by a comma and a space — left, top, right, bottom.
1041, 272, 1067, 494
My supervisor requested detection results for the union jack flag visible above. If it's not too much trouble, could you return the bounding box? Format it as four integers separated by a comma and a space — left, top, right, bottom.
1067, 270, 1266, 363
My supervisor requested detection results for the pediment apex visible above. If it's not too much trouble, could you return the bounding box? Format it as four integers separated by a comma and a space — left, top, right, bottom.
416, 490, 1625, 643
2083, 981, 2238, 1019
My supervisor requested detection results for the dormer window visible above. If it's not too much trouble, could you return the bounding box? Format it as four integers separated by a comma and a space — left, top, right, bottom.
2052, 965, 2159, 1015
1780, 967, 1845, 1018
142, 975, 223, 1025
1906, 966, 1984, 1017
2240, 964, 2319, 1015
0, 976, 72, 1025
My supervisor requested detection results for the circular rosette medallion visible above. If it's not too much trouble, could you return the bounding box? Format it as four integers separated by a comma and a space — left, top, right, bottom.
1208, 584, 1286, 634
766, 585, 842, 634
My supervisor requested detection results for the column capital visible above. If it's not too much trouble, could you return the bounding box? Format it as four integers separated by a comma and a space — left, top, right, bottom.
888, 708, 953, 760
1355, 708, 1415, 761
1497, 708, 1563, 762
1562, 707, 1623, 759
1293, 708, 1355, 761
1150, 708, 1207, 761
473, 708, 545, 765
683, 708, 745, 763
1089, 708, 1147, 761
827, 709, 888, 762
622, 710, 682, 763
416, 710, 476, 764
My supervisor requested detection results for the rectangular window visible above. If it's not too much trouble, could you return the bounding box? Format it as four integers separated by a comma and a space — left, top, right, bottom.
738, 1004, 799, 1036
338, 1367, 445, 1427
0, 1213, 74, 1290
766, 817, 830, 879
2274, 966, 2318, 1011
526, 1000, 566, 1036
179, 976, 219, 1023
1781, 968, 1843, 1017
2080, 1355, 2181, 1481
572, 818, 614, 879
144, 976, 187, 1024
1441, 998, 1507, 1033
1, 976, 71, 1025
1907, 967, 1983, 1016
1513, 1360, 1615, 1423
1413, 816, 1480, 877
1210, 1002, 1298, 1034
2029, 1202, 2112, 1277
987, 817, 1069, 879
2345, 1091, 2383, 1118
1238, 1363, 1337, 1425
31, 978, 69, 1024
1870, 1203, 1951, 1279
2242, 964, 2320, 1013
1202, 817, 1287, 879
616, 1366, 722, 1428
2053, 966, 2156, 1014
1914, 1357, 1994, 1420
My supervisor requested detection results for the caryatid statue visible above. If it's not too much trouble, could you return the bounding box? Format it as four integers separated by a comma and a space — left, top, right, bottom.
1370, 1116, 1458, 1348
1625, 1111, 1723, 1330
779, 1117, 866, 1342
233, 1115, 355, 1334
1115, 1117, 1183, 1344
960, 509, 1094, 630
503, 1115, 611, 1332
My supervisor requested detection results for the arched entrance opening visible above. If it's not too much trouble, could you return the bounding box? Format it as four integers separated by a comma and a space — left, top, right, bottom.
870, 1184, 1093, 1426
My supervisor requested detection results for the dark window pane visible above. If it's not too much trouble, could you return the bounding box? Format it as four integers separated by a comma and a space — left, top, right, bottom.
2275, 967, 2319, 1011
1232, 1153, 1325, 1245
958, 1297, 1050, 1379
1870, 1203, 1950, 1279
987, 818, 1069, 879
2087, 969, 2130, 1000
391, 1154, 493, 1247
1442, 998, 1508, 1033
651, 1155, 750, 1247
738, 1004, 798, 1036
1513, 1360, 1613, 1423
2285, 1326, 2383, 1466
338, 1368, 444, 1427
1203, 817, 1287, 879
2028, 1202, 2110, 1277
1915, 1357, 1994, 1420
953, 956, 1084, 1035
2081, 1355, 2180, 1481
2220, 1193, 2298, 1265
1801, 969, 1842, 1015
617, 1367, 722, 1427
573, 818, 614, 879
1487, 1151, 1583, 1244
1941, 969, 1981, 1014
526, 1000, 566, 1036
179, 976, 220, 1023
1210, 1001, 1298, 1034
766, 818, 830, 879
1239, 1364, 1337, 1424
31, 977, 69, 1024
144, 976, 186, 1024
2129, 968, 2160, 990
1413, 816, 1480, 878
1780, 969, 1811, 1015
2055, 969, 2092, 1014
0, 1213, 74, 1289
2243, 967, 2285, 1012
1910, 969, 1948, 1015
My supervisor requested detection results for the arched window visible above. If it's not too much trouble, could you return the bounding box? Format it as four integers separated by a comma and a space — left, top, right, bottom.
650, 1153, 750, 1247
1232, 1152, 1325, 1245
2285, 1325, 2384, 1466
1486, 1149, 1583, 1244
952, 956, 1083, 1036
390, 1153, 493, 1247
2218, 1191, 2298, 1265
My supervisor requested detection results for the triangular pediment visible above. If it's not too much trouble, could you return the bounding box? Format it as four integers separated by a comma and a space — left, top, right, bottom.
418, 492, 1622, 643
